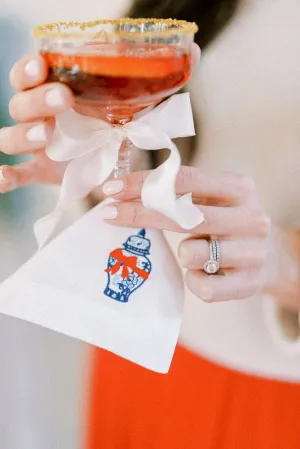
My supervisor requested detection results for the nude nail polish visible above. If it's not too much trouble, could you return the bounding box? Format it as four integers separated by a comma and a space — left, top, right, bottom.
45, 88, 65, 107
24, 59, 41, 78
26, 123, 47, 142
0, 168, 6, 183
102, 180, 124, 196
99, 206, 118, 220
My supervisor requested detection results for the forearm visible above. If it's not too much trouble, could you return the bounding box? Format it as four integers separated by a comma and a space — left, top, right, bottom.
263, 226, 300, 343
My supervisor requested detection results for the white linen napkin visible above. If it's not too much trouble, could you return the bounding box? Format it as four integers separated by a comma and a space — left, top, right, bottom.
0, 93, 204, 373
0, 201, 185, 373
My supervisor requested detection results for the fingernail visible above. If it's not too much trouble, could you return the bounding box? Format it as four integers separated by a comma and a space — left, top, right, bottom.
200, 287, 213, 302
0, 167, 15, 189
99, 206, 118, 220
102, 180, 124, 196
45, 88, 65, 107
26, 123, 47, 142
178, 242, 191, 266
24, 59, 41, 78
0, 168, 7, 183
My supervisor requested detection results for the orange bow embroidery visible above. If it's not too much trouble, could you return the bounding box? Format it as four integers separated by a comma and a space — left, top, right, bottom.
105, 249, 149, 280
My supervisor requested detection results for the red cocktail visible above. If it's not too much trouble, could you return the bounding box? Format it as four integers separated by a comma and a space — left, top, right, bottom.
34, 19, 197, 174
43, 44, 191, 117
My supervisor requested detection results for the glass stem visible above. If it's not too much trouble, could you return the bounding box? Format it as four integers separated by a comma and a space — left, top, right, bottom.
113, 137, 133, 178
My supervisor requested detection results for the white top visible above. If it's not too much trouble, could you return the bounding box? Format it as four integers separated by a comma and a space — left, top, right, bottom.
168, 0, 300, 382
1, 2, 299, 448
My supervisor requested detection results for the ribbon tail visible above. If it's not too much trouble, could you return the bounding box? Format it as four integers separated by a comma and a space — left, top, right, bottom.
122, 265, 130, 279
34, 134, 121, 248
141, 139, 204, 230
34, 202, 66, 249
127, 93, 202, 230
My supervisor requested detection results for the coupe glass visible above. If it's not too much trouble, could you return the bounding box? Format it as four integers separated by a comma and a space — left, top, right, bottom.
33, 18, 198, 177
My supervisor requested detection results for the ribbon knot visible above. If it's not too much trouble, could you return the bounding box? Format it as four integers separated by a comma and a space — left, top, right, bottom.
34, 93, 204, 248
105, 248, 149, 280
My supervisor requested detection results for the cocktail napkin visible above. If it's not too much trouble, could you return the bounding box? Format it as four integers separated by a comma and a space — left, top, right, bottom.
0, 93, 203, 373
0, 200, 184, 373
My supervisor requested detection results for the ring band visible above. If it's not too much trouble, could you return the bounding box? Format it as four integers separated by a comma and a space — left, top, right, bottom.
204, 239, 220, 274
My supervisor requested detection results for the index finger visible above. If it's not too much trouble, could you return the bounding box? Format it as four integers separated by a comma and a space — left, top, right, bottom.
10, 54, 48, 91
102, 166, 258, 207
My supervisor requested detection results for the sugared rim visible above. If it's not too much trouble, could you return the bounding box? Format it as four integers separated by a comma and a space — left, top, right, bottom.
33, 18, 198, 40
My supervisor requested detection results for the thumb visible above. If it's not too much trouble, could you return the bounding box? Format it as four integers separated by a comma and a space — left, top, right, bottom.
191, 43, 201, 70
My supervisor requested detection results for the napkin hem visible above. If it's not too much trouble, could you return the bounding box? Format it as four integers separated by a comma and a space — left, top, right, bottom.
0, 280, 179, 374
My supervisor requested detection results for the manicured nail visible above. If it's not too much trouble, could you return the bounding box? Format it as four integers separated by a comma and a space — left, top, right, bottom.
45, 88, 65, 107
100, 206, 118, 220
178, 242, 190, 266
0, 167, 15, 189
102, 180, 124, 196
200, 287, 213, 302
26, 123, 47, 142
24, 59, 41, 78
0, 168, 6, 183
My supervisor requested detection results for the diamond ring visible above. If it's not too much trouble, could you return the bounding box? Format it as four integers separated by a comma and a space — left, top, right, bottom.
203, 239, 220, 275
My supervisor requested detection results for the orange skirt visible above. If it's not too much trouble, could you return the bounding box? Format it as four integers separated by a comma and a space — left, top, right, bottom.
86, 345, 300, 449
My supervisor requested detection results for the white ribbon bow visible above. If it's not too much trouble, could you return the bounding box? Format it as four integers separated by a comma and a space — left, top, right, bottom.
34, 93, 204, 248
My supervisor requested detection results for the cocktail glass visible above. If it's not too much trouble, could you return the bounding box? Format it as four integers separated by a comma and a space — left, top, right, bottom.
33, 18, 198, 177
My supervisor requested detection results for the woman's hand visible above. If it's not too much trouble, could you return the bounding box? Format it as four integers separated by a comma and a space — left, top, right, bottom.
100, 166, 271, 302
0, 54, 74, 192
0, 44, 200, 194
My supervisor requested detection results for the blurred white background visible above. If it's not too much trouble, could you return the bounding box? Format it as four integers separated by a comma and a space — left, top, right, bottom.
0, 0, 128, 447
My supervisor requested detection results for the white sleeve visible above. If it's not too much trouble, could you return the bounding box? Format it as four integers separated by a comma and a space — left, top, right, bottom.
262, 224, 300, 353
263, 294, 300, 353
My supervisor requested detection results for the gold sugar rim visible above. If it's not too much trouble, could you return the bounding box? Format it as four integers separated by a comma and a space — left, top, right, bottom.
33, 18, 198, 40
